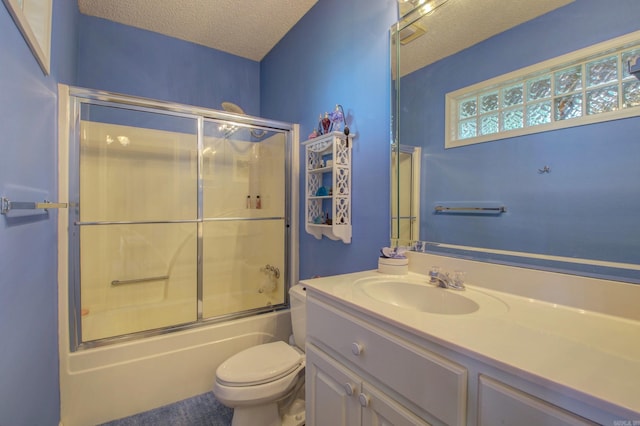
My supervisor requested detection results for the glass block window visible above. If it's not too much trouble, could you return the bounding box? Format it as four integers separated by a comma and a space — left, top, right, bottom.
445, 33, 640, 148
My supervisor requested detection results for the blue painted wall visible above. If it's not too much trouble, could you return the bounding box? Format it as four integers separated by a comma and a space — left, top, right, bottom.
77, 15, 261, 114
2, 0, 637, 423
76, 1, 397, 281
262, 0, 398, 279
401, 0, 640, 277
0, 0, 78, 424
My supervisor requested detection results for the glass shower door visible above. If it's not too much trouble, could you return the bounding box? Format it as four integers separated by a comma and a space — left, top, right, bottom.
76, 103, 199, 342
69, 89, 292, 350
391, 145, 420, 244
201, 121, 287, 318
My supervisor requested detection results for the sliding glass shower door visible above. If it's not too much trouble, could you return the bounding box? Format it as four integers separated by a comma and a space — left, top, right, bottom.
201, 121, 286, 319
69, 90, 291, 349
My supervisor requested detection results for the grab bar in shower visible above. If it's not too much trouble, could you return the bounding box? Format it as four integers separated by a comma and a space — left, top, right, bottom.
111, 275, 169, 286
434, 205, 507, 213
1, 197, 68, 215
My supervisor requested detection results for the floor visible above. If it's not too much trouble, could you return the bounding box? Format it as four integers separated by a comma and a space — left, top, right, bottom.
100, 392, 233, 426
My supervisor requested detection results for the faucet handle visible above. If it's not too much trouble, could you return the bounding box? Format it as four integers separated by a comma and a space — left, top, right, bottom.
428, 266, 440, 283
452, 270, 466, 289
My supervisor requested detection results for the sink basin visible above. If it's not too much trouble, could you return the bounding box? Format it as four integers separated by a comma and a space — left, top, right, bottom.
353, 277, 508, 316
358, 280, 479, 314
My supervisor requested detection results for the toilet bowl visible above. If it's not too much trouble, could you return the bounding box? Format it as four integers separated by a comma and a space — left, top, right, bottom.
213, 284, 307, 426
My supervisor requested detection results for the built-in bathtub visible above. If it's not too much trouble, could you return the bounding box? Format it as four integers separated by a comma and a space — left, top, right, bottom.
57, 86, 300, 425
59, 309, 291, 425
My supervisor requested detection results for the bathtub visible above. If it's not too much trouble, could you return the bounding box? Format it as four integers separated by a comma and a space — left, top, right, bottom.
59, 309, 291, 425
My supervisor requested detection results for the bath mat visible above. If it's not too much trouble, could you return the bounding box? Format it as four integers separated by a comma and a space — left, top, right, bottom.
100, 391, 233, 426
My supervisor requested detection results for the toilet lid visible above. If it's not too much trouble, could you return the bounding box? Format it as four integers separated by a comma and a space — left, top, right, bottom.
216, 341, 303, 386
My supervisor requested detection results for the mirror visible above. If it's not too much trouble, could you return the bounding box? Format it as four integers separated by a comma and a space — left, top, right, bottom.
392, 0, 640, 282
3, 0, 52, 74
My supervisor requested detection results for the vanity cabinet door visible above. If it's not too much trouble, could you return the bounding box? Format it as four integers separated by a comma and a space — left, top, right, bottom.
307, 343, 431, 426
306, 344, 361, 426
361, 382, 431, 426
478, 376, 598, 426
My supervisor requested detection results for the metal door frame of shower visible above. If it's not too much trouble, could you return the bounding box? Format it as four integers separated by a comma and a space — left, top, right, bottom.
66, 86, 298, 351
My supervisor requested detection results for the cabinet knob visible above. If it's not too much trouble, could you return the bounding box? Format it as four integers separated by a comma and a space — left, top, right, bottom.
351, 342, 364, 356
358, 393, 370, 407
343, 383, 355, 396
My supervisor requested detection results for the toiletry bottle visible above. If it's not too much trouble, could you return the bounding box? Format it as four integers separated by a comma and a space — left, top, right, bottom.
246, 195, 251, 209
322, 112, 331, 134
256, 195, 261, 209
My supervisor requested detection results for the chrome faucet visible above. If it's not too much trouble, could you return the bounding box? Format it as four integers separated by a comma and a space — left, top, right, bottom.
428, 267, 465, 291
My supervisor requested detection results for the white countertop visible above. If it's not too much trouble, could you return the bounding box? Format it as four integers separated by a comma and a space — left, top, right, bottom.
301, 270, 640, 418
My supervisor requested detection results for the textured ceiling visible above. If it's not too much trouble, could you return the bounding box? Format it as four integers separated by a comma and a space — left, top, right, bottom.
78, 0, 574, 69
398, 0, 575, 77
78, 0, 318, 61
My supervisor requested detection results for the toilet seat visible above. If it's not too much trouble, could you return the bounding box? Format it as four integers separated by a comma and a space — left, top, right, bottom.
213, 341, 305, 408
216, 341, 303, 387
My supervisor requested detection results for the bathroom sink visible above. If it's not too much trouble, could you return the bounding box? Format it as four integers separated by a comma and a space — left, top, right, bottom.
353, 277, 508, 316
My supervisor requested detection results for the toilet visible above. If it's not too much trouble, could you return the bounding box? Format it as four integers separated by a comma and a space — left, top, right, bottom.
213, 284, 307, 426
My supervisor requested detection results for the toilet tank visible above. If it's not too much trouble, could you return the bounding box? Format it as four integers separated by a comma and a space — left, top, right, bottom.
289, 284, 307, 351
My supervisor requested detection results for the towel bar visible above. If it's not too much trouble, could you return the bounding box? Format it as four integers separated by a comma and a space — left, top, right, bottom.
434, 205, 507, 213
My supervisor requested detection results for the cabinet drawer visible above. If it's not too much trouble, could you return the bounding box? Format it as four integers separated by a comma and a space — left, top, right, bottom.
307, 297, 467, 426
478, 375, 598, 426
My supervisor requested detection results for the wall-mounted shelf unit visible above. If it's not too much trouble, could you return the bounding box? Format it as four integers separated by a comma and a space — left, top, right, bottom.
303, 131, 352, 243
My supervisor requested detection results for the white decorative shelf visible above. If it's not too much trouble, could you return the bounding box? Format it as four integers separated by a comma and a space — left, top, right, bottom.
302, 131, 352, 243
308, 167, 332, 173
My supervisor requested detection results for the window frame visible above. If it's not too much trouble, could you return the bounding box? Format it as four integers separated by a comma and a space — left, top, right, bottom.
445, 31, 640, 149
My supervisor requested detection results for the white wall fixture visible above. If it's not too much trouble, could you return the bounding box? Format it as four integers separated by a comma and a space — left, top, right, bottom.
303, 131, 352, 243
2, 0, 52, 74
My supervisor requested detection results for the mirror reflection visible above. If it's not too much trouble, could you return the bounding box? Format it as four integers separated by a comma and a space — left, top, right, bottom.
392, 0, 640, 282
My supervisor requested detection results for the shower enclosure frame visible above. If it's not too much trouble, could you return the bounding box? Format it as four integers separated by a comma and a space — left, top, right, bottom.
66, 86, 298, 351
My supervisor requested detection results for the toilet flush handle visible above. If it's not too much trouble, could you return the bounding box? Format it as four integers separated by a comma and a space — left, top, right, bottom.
351, 342, 364, 356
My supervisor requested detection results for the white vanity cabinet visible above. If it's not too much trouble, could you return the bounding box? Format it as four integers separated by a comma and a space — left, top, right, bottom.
306, 294, 467, 426
305, 286, 610, 426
